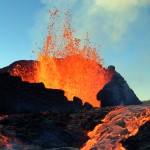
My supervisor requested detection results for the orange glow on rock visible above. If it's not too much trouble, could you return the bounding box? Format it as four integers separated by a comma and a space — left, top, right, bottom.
0, 134, 12, 149
0, 116, 12, 149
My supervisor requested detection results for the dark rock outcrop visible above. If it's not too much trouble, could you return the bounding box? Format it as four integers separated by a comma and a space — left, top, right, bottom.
73, 96, 83, 106
97, 66, 142, 107
83, 102, 93, 109
0, 107, 115, 149
0, 72, 82, 114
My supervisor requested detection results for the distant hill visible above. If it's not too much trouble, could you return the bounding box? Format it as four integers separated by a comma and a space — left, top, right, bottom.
142, 100, 150, 105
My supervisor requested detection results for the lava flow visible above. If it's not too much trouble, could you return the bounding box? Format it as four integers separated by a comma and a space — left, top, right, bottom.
81, 106, 150, 150
10, 10, 112, 107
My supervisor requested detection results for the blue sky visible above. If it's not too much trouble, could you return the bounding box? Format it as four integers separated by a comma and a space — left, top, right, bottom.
0, 0, 150, 100
0, 0, 42, 66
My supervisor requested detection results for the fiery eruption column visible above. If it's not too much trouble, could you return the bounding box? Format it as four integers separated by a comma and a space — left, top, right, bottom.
10, 10, 112, 107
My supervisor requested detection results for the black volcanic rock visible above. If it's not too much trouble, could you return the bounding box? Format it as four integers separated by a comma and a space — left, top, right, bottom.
97, 66, 142, 107
0, 72, 82, 114
0, 107, 115, 149
1, 106, 150, 150
83, 102, 93, 109
73, 96, 83, 106
122, 121, 150, 150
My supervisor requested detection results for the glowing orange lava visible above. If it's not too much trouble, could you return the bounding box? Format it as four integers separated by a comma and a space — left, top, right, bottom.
81, 106, 150, 150
36, 10, 112, 107
10, 10, 112, 107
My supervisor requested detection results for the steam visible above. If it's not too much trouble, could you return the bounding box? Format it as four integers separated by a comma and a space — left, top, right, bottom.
34, 0, 150, 41
91, 0, 150, 40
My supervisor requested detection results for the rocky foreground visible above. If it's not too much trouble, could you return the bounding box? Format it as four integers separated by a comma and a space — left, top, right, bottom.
0, 65, 149, 150
0, 107, 115, 150
0, 106, 150, 150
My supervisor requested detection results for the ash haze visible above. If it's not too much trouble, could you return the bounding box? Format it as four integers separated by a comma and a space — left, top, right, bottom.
0, 0, 150, 101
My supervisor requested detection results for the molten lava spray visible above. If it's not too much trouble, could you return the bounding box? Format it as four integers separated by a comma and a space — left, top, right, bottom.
81, 106, 150, 150
36, 10, 112, 107
10, 10, 112, 107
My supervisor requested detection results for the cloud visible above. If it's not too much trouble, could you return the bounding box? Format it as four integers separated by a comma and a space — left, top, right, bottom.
32, 0, 150, 43
88, 0, 150, 40
30, 0, 150, 50
93, 0, 149, 12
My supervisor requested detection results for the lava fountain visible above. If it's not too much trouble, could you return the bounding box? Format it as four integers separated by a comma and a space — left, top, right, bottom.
10, 10, 112, 107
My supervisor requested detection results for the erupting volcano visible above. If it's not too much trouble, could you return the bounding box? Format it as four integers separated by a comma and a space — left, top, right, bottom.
1, 7, 150, 150
9, 10, 112, 107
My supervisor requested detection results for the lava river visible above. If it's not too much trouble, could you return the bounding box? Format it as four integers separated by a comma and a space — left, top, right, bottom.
81, 105, 150, 150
